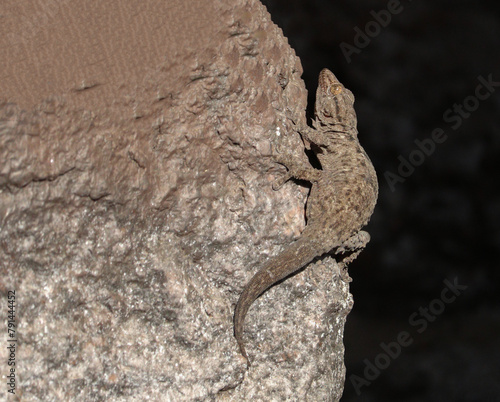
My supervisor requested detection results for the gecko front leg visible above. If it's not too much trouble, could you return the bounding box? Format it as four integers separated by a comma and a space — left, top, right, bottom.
272, 139, 322, 190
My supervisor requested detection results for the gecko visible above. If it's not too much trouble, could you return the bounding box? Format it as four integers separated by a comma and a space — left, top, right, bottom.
233, 68, 378, 365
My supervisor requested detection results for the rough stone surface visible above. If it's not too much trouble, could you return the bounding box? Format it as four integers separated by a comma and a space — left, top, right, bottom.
1, 0, 353, 400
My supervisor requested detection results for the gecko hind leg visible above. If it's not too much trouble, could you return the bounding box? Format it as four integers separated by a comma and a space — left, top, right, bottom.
335, 231, 371, 281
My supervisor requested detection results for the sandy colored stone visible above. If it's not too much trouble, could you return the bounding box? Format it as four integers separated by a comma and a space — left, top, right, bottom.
0, 0, 351, 400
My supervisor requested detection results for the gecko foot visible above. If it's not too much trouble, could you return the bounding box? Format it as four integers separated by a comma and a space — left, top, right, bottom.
335, 231, 371, 281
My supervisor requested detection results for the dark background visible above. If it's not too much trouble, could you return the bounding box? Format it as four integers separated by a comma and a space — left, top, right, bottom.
260, 0, 500, 400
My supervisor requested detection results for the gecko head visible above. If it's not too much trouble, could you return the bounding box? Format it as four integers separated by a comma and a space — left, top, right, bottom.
314, 68, 357, 132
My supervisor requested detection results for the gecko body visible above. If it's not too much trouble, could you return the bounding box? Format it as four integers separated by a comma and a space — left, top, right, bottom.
234, 68, 378, 364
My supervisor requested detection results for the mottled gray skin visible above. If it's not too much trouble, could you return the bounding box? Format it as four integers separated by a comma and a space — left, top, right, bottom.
234, 69, 378, 364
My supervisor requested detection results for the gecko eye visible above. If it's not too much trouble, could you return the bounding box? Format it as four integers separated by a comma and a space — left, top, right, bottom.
329, 84, 343, 96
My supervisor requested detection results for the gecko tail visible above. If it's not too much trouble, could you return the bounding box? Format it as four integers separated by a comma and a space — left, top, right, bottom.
234, 235, 324, 364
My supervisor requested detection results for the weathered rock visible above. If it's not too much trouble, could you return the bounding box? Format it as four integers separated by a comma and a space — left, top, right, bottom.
0, 0, 352, 400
